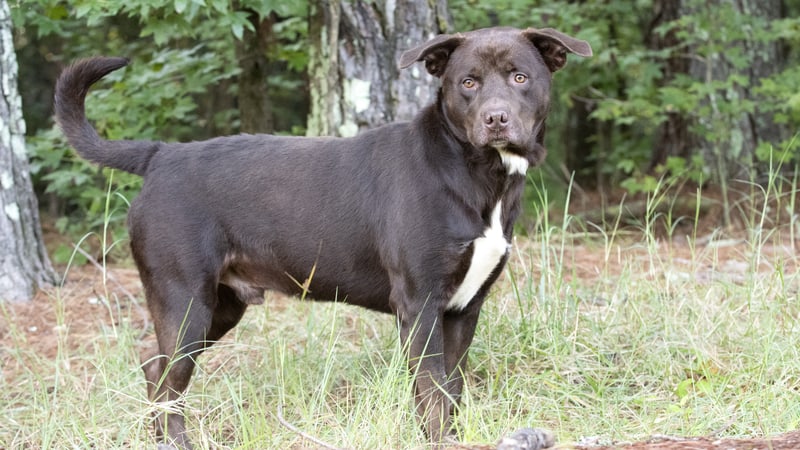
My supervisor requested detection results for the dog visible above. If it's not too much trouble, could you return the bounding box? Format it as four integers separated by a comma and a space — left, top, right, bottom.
54, 26, 591, 449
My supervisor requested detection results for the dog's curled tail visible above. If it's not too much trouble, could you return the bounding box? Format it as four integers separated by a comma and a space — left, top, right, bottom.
54, 57, 157, 176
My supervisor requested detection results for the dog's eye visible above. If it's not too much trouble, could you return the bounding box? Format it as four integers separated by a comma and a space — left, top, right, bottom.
513, 73, 528, 84
462, 78, 476, 89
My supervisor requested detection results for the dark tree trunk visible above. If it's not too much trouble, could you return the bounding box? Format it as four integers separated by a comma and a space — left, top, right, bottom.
236, 9, 276, 134
563, 96, 597, 188
564, 17, 626, 192
649, 0, 786, 180
307, 0, 451, 137
730, 0, 787, 175
691, 0, 785, 181
647, 0, 693, 171
0, 0, 56, 302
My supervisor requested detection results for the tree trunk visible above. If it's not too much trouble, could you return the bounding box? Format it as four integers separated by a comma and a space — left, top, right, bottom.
236, 9, 276, 134
0, 0, 56, 302
649, 0, 786, 181
562, 99, 596, 187
307, 0, 342, 137
307, 0, 451, 137
693, 0, 784, 182
647, 0, 693, 171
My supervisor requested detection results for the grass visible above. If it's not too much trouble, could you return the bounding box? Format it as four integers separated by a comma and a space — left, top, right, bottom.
1, 171, 799, 449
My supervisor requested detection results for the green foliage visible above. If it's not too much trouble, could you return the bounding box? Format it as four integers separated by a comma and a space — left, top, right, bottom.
13, 0, 800, 242
451, 0, 800, 199
25, 46, 232, 253
63, 0, 306, 45
756, 63, 800, 161
13, 0, 308, 245
620, 155, 707, 195
608, 0, 799, 187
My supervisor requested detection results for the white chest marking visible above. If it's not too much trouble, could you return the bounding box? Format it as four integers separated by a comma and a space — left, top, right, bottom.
447, 202, 510, 312
496, 148, 529, 175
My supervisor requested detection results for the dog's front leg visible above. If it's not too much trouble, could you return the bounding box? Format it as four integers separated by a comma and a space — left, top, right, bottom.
398, 303, 452, 442
442, 308, 481, 414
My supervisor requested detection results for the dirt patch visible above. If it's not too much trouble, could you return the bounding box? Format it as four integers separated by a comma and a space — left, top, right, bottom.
567, 430, 800, 450
444, 430, 800, 450
0, 264, 147, 378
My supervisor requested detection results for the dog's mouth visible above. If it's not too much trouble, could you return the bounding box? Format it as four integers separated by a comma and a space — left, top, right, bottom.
488, 137, 510, 149
488, 135, 528, 153
482, 127, 526, 150
467, 120, 531, 153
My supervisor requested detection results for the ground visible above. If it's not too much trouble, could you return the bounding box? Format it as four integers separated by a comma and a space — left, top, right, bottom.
4, 236, 799, 449
454, 430, 800, 449
3, 188, 799, 448
566, 431, 800, 450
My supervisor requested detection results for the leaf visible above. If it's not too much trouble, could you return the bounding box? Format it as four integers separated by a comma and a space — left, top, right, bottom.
45, 4, 68, 20
675, 378, 693, 400
209, 0, 229, 13
175, 0, 188, 14
53, 244, 87, 265
231, 21, 244, 40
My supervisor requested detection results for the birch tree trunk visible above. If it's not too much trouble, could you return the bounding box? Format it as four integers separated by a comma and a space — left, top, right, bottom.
307, 0, 451, 137
0, 0, 56, 302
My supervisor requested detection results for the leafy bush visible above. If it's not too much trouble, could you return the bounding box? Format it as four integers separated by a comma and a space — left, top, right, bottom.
452, 0, 800, 198
15, 1, 306, 254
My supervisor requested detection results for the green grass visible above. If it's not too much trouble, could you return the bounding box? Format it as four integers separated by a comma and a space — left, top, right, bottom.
2, 176, 799, 449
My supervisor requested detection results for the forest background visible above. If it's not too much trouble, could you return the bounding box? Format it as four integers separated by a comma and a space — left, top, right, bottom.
11, 0, 800, 260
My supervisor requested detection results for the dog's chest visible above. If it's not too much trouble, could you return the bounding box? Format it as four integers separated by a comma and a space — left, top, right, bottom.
447, 201, 510, 311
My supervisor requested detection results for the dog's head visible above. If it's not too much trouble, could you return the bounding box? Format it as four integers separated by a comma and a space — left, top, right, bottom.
399, 27, 591, 168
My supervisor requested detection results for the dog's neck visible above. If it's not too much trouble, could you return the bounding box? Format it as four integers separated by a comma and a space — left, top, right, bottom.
413, 102, 523, 229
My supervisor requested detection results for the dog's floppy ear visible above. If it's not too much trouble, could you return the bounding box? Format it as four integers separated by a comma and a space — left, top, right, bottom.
522, 28, 592, 72
398, 33, 465, 77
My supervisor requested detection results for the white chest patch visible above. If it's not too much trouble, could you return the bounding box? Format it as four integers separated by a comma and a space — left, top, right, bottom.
496, 148, 529, 175
447, 202, 510, 312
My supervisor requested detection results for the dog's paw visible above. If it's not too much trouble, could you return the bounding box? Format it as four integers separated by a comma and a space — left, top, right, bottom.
496, 428, 555, 450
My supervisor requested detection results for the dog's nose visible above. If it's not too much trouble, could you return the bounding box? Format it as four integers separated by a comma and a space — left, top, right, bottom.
484, 110, 509, 130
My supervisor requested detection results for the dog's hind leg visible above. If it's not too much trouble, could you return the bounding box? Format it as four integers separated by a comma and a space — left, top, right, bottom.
140, 280, 247, 449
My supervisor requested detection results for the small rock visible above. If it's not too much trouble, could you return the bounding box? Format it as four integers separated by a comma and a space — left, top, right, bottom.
497, 428, 555, 450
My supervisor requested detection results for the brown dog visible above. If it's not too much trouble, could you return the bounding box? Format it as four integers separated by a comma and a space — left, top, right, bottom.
55, 27, 591, 449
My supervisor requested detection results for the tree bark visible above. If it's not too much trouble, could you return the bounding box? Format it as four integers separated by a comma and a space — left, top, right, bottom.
692, 0, 784, 181
307, 0, 451, 137
236, 9, 276, 134
0, 0, 56, 302
649, 0, 786, 180
307, 0, 342, 137
647, 0, 693, 171
562, 99, 596, 187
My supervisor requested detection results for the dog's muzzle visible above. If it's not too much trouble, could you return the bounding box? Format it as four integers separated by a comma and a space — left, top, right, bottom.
471, 112, 530, 151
